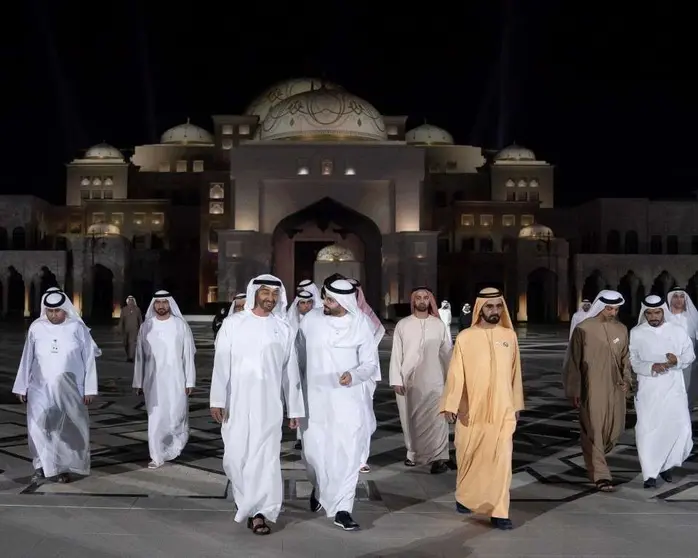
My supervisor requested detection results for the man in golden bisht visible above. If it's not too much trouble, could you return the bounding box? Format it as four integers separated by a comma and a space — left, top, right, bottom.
440, 287, 524, 531
564, 289, 631, 493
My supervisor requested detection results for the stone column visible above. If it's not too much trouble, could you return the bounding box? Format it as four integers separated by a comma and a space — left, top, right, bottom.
395, 231, 438, 304
23, 282, 30, 318
32, 274, 41, 316
381, 233, 401, 319
516, 273, 528, 322
557, 257, 570, 321
113, 277, 124, 319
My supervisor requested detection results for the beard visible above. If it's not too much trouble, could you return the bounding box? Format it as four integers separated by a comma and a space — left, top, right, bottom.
415, 302, 428, 312
648, 319, 663, 327
323, 306, 331, 315
482, 314, 500, 324
155, 308, 169, 316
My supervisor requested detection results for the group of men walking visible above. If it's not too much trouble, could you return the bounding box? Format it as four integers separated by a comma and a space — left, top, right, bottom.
14, 273, 694, 537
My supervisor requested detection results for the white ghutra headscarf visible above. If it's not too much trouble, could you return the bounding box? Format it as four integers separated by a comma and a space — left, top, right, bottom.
145, 290, 185, 320
666, 287, 698, 335
244, 274, 288, 318
41, 288, 102, 357
287, 290, 314, 331
637, 294, 670, 326
586, 289, 625, 319
41, 290, 102, 356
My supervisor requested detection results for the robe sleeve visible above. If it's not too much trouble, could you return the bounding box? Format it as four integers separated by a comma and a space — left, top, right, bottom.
282, 328, 305, 418
13, 327, 34, 396
118, 312, 125, 335
629, 329, 655, 377
439, 321, 454, 380
79, 324, 99, 396
132, 323, 146, 389
675, 328, 696, 371
388, 323, 404, 387
351, 330, 381, 384
563, 327, 584, 398
620, 329, 632, 384
181, 321, 196, 388
511, 335, 525, 412
440, 337, 466, 415
210, 318, 232, 409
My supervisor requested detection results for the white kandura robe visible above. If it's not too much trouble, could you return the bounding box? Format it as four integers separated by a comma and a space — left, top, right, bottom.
629, 321, 695, 480
299, 309, 379, 516
666, 311, 698, 400
389, 315, 453, 464
13, 318, 98, 478
211, 311, 304, 523
359, 320, 385, 466
133, 316, 196, 465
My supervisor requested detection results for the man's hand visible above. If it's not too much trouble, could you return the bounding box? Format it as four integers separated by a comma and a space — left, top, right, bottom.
211, 407, 228, 424
288, 418, 300, 429
392, 385, 406, 396
619, 381, 630, 392
651, 363, 668, 375
339, 372, 353, 386
84, 395, 94, 405
442, 411, 457, 424
666, 353, 678, 366
185, 387, 193, 396
570, 396, 580, 408
15, 394, 26, 403
515, 411, 520, 421
134, 388, 143, 396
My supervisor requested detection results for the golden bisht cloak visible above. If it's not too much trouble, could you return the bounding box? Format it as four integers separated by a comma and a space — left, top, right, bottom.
440, 288, 524, 519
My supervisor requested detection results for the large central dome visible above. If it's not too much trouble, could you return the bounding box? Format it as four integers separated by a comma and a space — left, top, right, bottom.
245, 78, 340, 124
259, 87, 387, 142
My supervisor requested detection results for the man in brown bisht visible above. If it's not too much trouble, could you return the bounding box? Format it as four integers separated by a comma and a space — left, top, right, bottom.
119, 295, 143, 362
440, 287, 524, 530
564, 289, 631, 493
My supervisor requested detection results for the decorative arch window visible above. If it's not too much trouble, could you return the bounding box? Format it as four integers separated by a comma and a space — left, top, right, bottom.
209, 183, 224, 199
505, 179, 515, 188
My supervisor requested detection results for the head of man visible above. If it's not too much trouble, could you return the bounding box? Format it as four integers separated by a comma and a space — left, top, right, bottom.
323, 295, 347, 317
412, 289, 431, 314
126, 296, 135, 306
599, 305, 619, 319
254, 286, 279, 314
644, 307, 665, 327
153, 298, 170, 318
233, 298, 245, 313
480, 299, 504, 324
670, 291, 686, 312
298, 299, 314, 315
46, 307, 67, 325
582, 301, 591, 312
463, 303, 471, 313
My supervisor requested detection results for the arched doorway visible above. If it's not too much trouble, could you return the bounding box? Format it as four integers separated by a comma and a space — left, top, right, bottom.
39, 266, 59, 293
272, 197, 382, 310
526, 268, 558, 323
6, 267, 24, 319
92, 264, 114, 321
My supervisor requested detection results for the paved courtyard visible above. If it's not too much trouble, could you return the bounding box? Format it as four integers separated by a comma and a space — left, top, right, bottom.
0, 322, 697, 557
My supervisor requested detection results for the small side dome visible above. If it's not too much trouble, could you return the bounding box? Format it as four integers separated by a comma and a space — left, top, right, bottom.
405, 124, 454, 145
160, 120, 214, 145
84, 143, 124, 160
519, 224, 553, 240
495, 144, 536, 162
87, 223, 121, 236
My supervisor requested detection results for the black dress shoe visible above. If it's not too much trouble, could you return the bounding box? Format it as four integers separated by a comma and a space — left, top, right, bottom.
31, 468, 44, 483
404, 459, 416, 467
333, 511, 359, 531
430, 460, 449, 474
490, 517, 513, 530
660, 469, 673, 483
294, 440, 302, 450
456, 502, 471, 514
309, 489, 322, 513
644, 478, 657, 489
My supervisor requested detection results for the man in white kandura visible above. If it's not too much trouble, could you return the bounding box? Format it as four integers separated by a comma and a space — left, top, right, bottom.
629, 294, 694, 488
665, 287, 698, 407
133, 290, 196, 469
389, 286, 453, 473
570, 299, 592, 338
347, 277, 385, 473
438, 301, 452, 329
288, 288, 318, 450
299, 279, 380, 531
13, 290, 99, 484
210, 274, 304, 536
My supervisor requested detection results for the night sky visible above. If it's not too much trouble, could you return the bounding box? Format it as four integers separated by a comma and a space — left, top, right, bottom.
5, 1, 694, 207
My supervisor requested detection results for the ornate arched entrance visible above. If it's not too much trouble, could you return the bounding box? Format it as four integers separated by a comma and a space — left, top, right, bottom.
92, 264, 114, 321
272, 197, 382, 309
526, 268, 558, 323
